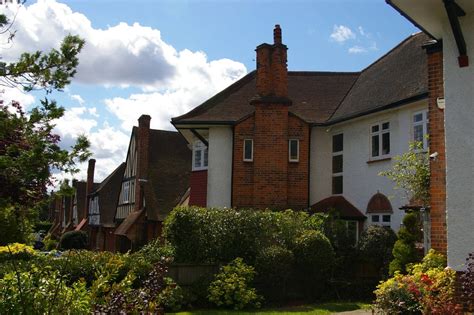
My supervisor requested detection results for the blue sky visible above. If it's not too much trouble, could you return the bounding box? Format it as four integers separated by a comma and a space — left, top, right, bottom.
1, 0, 419, 182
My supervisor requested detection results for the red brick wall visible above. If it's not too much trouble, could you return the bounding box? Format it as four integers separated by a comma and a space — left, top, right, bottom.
287, 115, 309, 209
427, 45, 447, 255
233, 116, 255, 207
232, 112, 309, 210
189, 170, 208, 207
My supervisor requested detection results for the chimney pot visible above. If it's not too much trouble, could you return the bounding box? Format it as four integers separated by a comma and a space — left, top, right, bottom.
274, 24, 282, 44
138, 114, 151, 128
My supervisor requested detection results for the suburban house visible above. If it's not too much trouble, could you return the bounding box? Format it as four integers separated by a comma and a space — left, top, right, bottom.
88, 162, 125, 251
172, 25, 431, 239
387, 0, 474, 274
113, 115, 191, 252
48, 177, 95, 238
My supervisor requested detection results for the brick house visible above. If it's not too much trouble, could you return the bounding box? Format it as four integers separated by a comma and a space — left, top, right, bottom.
172, 25, 431, 238
387, 1, 474, 307
88, 162, 125, 251
113, 115, 191, 252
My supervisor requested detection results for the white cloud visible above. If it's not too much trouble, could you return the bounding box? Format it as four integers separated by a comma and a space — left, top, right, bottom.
2, 0, 247, 185
1, 87, 36, 108
2, 0, 246, 90
358, 26, 365, 36
70, 94, 85, 105
330, 25, 355, 43
348, 45, 367, 54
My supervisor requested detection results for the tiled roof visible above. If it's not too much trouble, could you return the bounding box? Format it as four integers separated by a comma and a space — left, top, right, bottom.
172, 33, 429, 126
311, 196, 366, 221
366, 192, 393, 214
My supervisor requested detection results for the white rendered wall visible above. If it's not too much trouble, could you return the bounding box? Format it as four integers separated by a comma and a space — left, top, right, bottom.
207, 126, 233, 208
442, 15, 474, 270
310, 101, 427, 232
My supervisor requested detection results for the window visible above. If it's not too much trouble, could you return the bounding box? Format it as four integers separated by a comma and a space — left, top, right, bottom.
413, 110, 429, 149
243, 139, 253, 162
332, 134, 343, 195
371, 214, 391, 226
193, 140, 209, 170
122, 181, 130, 203
289, 139, 299, 162
371, 122, 390, 158
346, 221, 358, 245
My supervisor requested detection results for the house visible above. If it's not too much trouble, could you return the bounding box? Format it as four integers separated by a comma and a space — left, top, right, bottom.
113, 115, 191, 252
387, 0, 474, 275
88, 162, 126, 251
172, 25, 431, 238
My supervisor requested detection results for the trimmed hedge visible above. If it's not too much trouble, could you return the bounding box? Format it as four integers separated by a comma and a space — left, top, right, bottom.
59, 230, 88, 250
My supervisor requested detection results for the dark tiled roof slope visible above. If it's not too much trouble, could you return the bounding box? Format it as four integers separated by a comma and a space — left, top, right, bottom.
143, 129, 191, 221
172, 33, 429, 126
328, 33, 429, 123
92, 162, 126, 227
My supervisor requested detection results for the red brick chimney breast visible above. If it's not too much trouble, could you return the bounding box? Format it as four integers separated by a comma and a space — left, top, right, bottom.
136, 114, 151, 211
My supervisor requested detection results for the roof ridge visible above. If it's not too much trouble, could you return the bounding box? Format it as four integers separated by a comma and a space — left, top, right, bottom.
288, 71, 360, 76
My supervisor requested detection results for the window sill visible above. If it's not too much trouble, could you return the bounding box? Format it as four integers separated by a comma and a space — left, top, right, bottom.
367, 157, 391, 164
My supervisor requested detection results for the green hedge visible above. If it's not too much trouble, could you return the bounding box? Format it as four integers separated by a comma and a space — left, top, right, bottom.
163, 206, 326, 264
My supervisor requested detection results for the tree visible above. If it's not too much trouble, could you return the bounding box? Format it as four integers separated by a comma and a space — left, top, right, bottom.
0, 11, 89, 245
379, 141, 430, 206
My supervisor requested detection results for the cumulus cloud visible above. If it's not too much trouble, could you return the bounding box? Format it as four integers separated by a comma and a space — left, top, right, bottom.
1, 0, 246, 90
348, 45, 367, 54
2, 0, 247, 184
1, 87, 36, 108
330, 25, 355, 43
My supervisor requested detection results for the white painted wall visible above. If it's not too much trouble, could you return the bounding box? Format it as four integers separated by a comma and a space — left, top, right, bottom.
207, 126, 233, 208
310, 101, 428, 231
442, 15, 474, 270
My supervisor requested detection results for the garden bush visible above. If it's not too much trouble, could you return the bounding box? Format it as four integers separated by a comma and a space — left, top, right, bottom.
374, 250, 462, 314
389, 212, 422, 275
254, 245, 294, 301
208, 257, 262, 310
0, 266, 91, 314
358, 225, 397, 278
59, 230, 88, 250
164, 206, 327, 264
293, 230, 335, 298
0, 243, 36, 262
461, 252, 474, 311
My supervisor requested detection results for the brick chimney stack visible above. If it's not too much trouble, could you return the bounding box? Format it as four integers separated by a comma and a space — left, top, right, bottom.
85, 158, 95, 219
135, 114, 151, 211
253, 24, 290, 102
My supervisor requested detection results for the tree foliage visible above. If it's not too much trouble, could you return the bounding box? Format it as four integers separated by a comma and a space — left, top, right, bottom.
379, 141, 430, 206
0, 12, 89, 244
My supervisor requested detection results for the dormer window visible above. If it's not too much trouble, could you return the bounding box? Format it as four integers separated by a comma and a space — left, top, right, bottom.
193, 140, 208, 170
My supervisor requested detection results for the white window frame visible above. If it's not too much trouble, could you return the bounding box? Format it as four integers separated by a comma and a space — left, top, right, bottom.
370, 121, 391, 159
289, 139, 299, 162
413, 110, 429, 150
192, 140, 209, 171
243, 139, 254, 162
332, 133, 343, 195
370, 213, 391, 227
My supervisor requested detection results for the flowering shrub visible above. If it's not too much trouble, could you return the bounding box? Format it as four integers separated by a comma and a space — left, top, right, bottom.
374, 250, 462, 314
0, 243, 36, 262
208, 258, 262, 310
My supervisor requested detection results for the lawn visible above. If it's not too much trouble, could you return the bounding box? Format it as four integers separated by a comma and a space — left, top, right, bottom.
168, 302, 372, 315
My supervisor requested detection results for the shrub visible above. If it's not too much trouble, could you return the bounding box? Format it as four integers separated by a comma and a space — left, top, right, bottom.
208, 258, 262, 310
389, 213, 422, 275
461, 252, 474, 311
0, 243, 36, 262
0, 266, 91, 314
293, 230, 335, 297
158, 277, 184, 312
59, 230, 88, 250
358, 225, 397, 277
374, 250, 462, 315
43, 235, 58, 250
164, 206, 325, 264
254, 245, 294, 301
